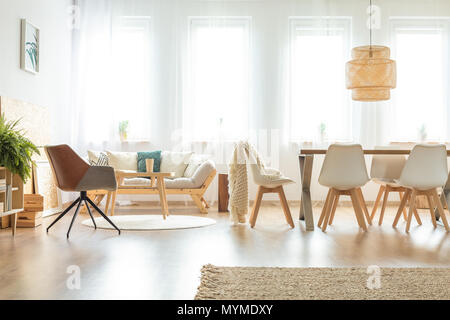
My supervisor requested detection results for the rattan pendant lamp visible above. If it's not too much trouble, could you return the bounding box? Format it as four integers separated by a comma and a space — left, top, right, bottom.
346, 0, 397, 102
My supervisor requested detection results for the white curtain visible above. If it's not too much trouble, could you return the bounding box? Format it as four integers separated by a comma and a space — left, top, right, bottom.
65, 0, 450, 202
70, 0, 152, 153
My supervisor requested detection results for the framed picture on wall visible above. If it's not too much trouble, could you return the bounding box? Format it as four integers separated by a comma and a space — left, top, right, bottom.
20, 19, 40, 74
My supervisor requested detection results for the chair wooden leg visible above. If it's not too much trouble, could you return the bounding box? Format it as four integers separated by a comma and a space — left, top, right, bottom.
318, 189, 332, 227
110, 191, 117, 216
357, 188, 371, 225
413, 209, 422, 225
249, 186, 264, 228
379, 186, 390, 226
426, 193, 437, 228
393, 189, 410, 227
104, 191, 112, 216
399, 192, 408, 221
406, 189, 417, 233
350, 188, 367, 231
370, 186, 385, 221
277, 186, 294, 228
321, 189, 336, 232
432, 189, 450, 232
328, 194, 340, 225
407, 195, 422, 225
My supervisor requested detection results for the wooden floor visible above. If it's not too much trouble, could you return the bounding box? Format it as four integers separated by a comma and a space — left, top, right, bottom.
0, 202, 449, 300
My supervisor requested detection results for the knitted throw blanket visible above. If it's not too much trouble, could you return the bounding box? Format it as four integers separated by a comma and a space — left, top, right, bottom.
228, 141, 270, 224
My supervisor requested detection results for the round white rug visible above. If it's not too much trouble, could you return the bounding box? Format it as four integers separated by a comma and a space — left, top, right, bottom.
82, 215, 216, 231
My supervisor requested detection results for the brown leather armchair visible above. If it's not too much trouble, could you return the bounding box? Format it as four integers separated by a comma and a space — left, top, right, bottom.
45, 144, 120, 238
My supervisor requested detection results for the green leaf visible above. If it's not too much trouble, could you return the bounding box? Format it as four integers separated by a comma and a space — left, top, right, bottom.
0, 114, 39, 182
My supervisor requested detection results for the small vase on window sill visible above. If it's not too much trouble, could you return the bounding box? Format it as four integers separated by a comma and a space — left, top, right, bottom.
119, 120, 129, 142
418, 124, 427, 143
318, 122, 327, 146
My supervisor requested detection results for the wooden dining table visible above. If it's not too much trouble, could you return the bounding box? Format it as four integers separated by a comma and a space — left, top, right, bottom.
298, 147, 450, 231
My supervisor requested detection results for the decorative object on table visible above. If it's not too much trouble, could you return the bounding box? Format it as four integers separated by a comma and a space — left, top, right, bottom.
346, 0, 396, 101
45, 144, 121, 238
20, 19, 40, 74
137, 151, 161, 173
318, 144, 372, 232
17, 194, 44, 228
393, 144, 449, 233
33, 160, 63, 216
195, 265, 450, 300
228, 141, 294, 226
218, 173, 230, 212
418, 124, 427, 142
82, 215, 216, 231
118, 120, 129, 142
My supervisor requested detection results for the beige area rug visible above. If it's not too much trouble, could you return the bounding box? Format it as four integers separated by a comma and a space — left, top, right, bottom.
82, 215, 216, 231
195, 265, 450, 300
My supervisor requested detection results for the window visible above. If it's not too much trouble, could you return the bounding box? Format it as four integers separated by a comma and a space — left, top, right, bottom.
390, 19, 449, 142
185, 17, 251, 141
111, 17, 151, 141
289, 18, 352, 142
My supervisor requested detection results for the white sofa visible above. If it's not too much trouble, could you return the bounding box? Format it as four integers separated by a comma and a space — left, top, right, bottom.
86, 150, 217, 213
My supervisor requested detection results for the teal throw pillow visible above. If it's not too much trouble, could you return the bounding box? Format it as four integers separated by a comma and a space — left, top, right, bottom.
137, 151, 161, 173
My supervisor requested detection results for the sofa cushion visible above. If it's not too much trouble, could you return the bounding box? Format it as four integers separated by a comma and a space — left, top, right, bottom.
160, 151, 193, 178
87, 150, 102, 164
164, 177, 198, 189
184, 154, 210, 178
165, 160, 215, 189
137, 151, 161, 173
123, 177, 151, 186
106, 151, 137, 171
190, 160, 215, 187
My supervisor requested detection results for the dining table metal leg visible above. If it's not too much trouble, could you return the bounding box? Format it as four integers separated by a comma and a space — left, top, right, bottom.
299, 154, 314, 231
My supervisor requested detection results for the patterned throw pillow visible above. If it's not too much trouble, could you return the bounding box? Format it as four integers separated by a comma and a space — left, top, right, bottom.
89, 152, 109, 166
137, 151, 162, 172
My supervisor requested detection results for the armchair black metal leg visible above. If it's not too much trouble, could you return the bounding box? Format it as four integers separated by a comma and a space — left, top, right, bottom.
86, 197, 121, 235
84, 200, 97, 229
47, 197, 81, 233
67, 200, 83, 238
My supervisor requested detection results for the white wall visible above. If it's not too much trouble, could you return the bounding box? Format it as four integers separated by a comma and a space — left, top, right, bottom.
0, 0, 73, 141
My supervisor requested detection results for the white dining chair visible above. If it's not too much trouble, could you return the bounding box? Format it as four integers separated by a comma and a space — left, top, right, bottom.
318, 144, 371, 232
393, 144, 450, 233
248, 163, 295, 229
370, 151, 421, 226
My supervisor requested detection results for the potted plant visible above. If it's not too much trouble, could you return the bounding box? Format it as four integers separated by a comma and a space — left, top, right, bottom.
119, 120, 129, 142
318, 122, 327, 144
418, 124, 427, 142
0, 114, 39, 182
